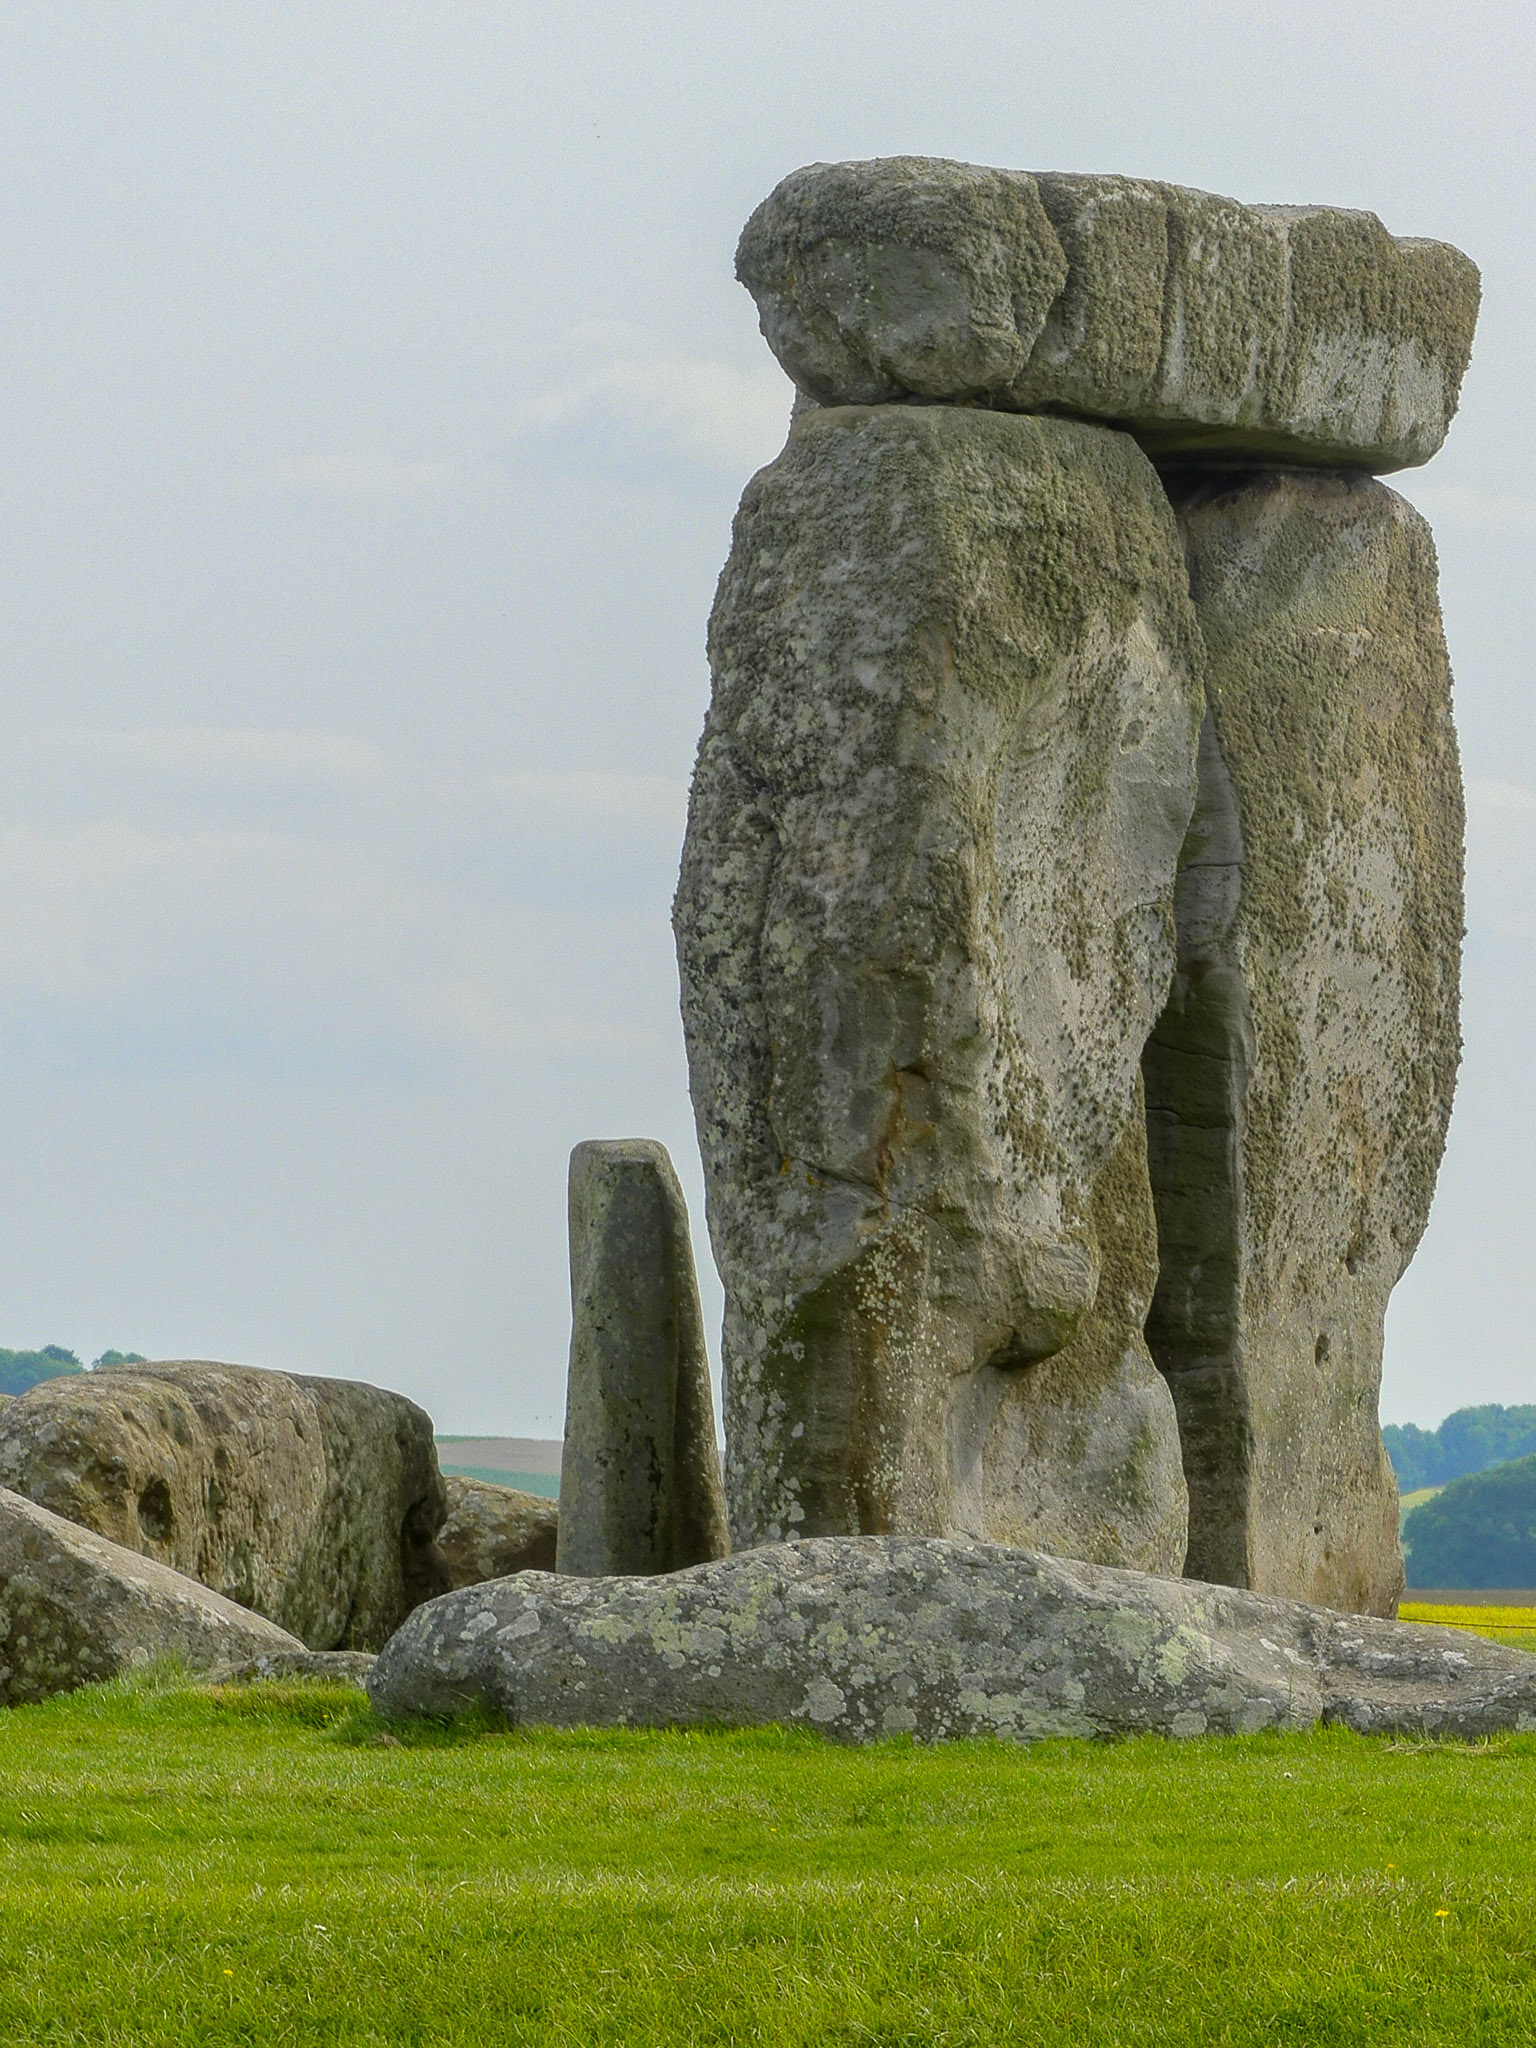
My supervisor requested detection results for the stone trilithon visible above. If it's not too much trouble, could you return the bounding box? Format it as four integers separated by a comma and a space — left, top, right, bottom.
673, 157, 1477, 1615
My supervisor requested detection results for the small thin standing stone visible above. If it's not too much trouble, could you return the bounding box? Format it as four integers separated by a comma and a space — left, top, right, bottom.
556, 1139, 729, 1575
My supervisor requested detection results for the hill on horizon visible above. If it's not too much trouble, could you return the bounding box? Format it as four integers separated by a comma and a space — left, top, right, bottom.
1383, 1404, 1536, 1493
1403, 1455, 1536, 1588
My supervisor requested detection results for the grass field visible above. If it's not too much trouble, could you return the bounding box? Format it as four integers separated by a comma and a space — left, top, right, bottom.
1399, 1484, 1444, 1529
4, 1669, 1536, 2045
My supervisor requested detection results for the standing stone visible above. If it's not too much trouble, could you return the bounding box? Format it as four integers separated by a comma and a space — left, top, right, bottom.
0, 1360, 450, 1650
738, 159, 1479, 471
1143, 470, 1463, 1617
556, 1140, 729, 1575
674, 404, 1204, 1560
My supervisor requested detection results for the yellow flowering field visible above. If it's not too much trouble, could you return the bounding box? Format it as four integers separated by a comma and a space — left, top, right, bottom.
1400, 1603, 1536, 1652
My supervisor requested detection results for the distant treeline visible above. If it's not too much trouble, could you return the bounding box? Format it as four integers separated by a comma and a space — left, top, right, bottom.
0, 1347, 145, 1397
1404, 1455, 1536, 1588
1382, 1405, 1536, 1493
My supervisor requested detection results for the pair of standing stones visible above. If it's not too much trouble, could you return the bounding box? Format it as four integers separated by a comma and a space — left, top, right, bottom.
570, 159, 1475, 1621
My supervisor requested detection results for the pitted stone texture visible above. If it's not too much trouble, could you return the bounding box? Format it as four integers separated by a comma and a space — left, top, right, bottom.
674, 405, 1203, 1558
1143, 471, 1463, 1618
0, 1361, 450, 1651
558, 1141, 729, 1577
289, 1370, 451, 1640
0, 1484, 306, 1706
367, 1536, 1536, 1744
740, 160, 1479, 472
441, 1476, 557, 1587
736, 157, 1068, 406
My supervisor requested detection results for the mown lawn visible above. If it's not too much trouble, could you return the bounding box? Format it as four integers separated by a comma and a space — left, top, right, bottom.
1, 1671, 1535, 2045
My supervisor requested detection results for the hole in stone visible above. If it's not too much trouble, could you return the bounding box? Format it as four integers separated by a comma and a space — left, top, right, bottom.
1315, 1334, 1331, 1367
137, 1477, 173, 1544
1314, 1522, 1324, 1536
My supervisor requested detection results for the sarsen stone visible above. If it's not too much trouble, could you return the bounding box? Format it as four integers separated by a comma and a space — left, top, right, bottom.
367, 1536, 1536, 1743
0, 1484, 305, 1705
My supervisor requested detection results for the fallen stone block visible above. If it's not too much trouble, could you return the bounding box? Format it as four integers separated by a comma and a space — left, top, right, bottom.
1143, 469, 1462, 1617
220, 1649, 377, 1687
440, 1475, 557, 1587
0, 1360, 450, 1651
558, 1139, 729, 1576
674, 402, 1201, 1560
0, 1484, 306, 1705
738, 158, 1479, 471
367, 1536, 1536, 1744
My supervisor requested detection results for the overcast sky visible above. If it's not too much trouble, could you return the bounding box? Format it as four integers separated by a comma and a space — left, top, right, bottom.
0, 2, 1529, 1432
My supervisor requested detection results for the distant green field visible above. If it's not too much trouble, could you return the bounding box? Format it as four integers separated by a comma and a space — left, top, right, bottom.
1401, 1484, 1444, 1530
438, 1463, 559, 1497
4, 1673, 1536, 2044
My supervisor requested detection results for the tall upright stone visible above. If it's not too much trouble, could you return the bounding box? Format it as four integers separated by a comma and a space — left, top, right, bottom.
675, 403, 1204, 1562
556, 1139, 729, 1576
1142, 469, 1463, 1617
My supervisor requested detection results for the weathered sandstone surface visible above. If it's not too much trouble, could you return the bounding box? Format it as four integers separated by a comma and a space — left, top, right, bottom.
977, 1091, 1188, 1578
558, 1140, 729, 1576
1143, 471, 1462, 1616
0, 1361, 450, 1650
367, 1537, 1536, 1743
738, 159, 1479, 470
440, 1475, 557, 1587
0, 1484, 305, 1705
674, 404, 1202, 1560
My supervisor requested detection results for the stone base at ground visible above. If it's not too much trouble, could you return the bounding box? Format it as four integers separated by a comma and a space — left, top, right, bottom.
440, 1476, 558, 1587
220, 1649, 377, 1687
0, 1485, 306, 1705
367, 1537, 1536, 1744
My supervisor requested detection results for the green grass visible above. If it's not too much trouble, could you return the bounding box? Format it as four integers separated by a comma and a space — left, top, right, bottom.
2, 1675, 1536, 2045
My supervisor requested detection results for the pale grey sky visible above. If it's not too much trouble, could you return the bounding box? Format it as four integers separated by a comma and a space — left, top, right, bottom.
0, 2, 1529, 1430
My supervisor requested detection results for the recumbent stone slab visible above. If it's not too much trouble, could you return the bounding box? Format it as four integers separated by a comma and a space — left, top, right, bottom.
674, 403, 1201, 1563
738, 158, 1479, 471
440, 1475, 558, 1587
0, 1484, 306, 1705
557, 1140, 729, 1576
0, 1360, 450, 1651
367, 1536, 1536, 1744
